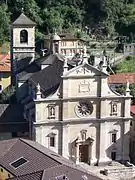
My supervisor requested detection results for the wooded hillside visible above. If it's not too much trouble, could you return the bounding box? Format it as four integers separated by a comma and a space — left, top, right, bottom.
1, 0, 135, 45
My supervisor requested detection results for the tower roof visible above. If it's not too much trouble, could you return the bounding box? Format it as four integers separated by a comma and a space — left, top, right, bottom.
51, 32, 61, 41
12, 13, 36, 26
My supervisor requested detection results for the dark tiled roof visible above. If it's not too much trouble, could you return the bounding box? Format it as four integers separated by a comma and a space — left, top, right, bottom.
0, 139, 61, 176
0, 104, 28, 132
9, 165, 100, 180
21, 139, 74, 167
18, 61, 40, 81
43, 165, 100, 180
1, 138, 102, 180
0, 139, 18, 159
8, 170, 43, 180
12, 13, 36, 26
29, 54, 64, 96
35, 53, 64, 65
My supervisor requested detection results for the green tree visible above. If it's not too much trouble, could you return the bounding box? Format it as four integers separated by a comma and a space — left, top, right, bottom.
0, 4, 10, 45
8, 0, 42, 25
115, 56, 135, 73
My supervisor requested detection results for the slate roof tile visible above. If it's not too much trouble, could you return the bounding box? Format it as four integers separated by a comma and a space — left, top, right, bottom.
0, 139, 102, 180
0, 139, 61, 176
29, 54, 64, 96
12, 13, 36, 26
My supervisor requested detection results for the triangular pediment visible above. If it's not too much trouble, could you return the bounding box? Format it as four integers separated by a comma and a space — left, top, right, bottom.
63, 63, 108, 77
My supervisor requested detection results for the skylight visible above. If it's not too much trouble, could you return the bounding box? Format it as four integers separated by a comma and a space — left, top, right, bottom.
10, 157, 28, 169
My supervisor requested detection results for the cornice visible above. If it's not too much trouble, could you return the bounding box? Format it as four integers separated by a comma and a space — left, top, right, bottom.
34, 95, 128, 102
33, 117, 132, 126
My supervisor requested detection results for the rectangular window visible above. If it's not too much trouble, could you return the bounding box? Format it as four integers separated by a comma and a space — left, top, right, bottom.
112, 133, 116, 143
50, 136, 55, 147
111, 152, 116, 160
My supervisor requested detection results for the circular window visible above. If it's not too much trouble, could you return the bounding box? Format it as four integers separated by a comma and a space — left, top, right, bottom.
75, 101, 93, 117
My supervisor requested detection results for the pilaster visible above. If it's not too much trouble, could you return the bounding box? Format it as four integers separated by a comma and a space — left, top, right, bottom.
123, 120, 130, 161
62, 125, 69, 159
98, 122, 111, 165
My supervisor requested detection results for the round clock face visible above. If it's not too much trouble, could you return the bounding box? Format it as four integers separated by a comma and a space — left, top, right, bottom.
75, 101, 93, 117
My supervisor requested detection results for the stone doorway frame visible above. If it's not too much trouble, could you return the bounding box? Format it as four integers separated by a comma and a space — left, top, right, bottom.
75, 137, 94, 165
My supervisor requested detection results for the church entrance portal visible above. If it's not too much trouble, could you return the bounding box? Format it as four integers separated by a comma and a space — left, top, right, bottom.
79, 144, 89, 163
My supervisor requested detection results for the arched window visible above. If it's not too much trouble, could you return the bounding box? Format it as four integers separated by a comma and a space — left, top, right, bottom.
20, 30, 28, 43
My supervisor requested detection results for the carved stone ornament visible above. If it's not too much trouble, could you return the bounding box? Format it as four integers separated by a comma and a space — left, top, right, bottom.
110, 101, 118, 116
75, 101, 93, 118
76, 67, 91, 74
80, 129, 87, 141
79, 80, 90, 93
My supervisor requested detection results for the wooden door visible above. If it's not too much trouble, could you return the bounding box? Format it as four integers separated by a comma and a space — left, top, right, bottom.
79, 144, 89, 163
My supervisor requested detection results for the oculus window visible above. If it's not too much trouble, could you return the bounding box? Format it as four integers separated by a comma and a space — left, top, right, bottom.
75, 101, 93, 117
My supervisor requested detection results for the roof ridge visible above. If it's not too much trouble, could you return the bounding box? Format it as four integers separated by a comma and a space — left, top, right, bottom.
19, 138, 62, 165
0, 139, 19, 159
8, 169, 44, 180
13, 13, 36, 26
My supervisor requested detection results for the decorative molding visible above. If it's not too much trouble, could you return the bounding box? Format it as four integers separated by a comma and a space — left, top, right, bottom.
108, 129, 118, 133
48, 104, 56, 119
110, 101, 118, 116
76, 67, 91, 74
75, 101, 93, 118
80, 129, 87, 141
79, 80, 90, 93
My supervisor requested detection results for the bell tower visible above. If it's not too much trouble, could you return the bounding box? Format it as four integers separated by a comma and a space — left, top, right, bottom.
11, 13, 36, 85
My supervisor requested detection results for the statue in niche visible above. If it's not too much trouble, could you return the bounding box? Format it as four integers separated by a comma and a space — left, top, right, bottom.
48, 105, 55, 117
80, 130, 87, 141
112, 104, 117, 113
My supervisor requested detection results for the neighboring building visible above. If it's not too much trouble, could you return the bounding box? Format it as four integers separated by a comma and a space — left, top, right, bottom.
124, 43, 135, 56
108, 73, 135, 86
0, 53, 11, 91
11, 13, 131, 167
108, 73, 135, 95
10, 13, 36, 85
108, 73, 135, 165
44, 33, 85, 60
0, 138, 101, 180
0, 104, 28, 141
